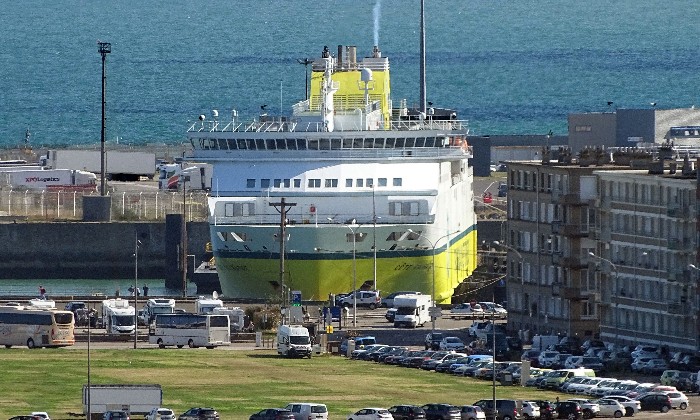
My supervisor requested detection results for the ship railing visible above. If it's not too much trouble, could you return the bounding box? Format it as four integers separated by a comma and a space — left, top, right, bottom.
211, 213, 434, 226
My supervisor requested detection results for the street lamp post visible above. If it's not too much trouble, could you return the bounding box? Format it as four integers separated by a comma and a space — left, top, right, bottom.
328, 217, 360, 328
133, 234, 141, 349
97, 41, 110, 197
588, 252, 618, 344
408, 229, 457, 334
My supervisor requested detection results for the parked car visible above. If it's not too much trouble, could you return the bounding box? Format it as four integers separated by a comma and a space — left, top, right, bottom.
340, 336, 377, 354
603, 395, 640, 417
665, 391, 689, 410
593, 399, 624, 418
439, 336, 466, 352
630, 345, 659, 359
565, 399, 599, 419
459, 406, 485, 420
630, 357, 653, 373
346, 408, 393, 420
284, 403, 328, 420
421, 404, 460, 420
146, 408, 175, 420
468, 321, 491, 338
338, 291, 381, 309
425, 332, 445, 350
178, 408, 219, 420
553, 401, 582, 419
104, 412, 130, 420
477, 302, 508, 318
521, 401, 540, 419
472, 399, 520, 420
388, 405, 426, 420
637, 393, 671, 412
450, 303, 483, 318
538, 351, 560, 368
641, 358, 669, 374
521, 349, 541, 367
381, 291, 421, 308
30, 413, 50, 420
531, 401, 558, 420
249, 408, 294, 420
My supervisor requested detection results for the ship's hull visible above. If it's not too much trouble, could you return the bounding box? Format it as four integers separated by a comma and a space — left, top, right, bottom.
212, 224, 477, 303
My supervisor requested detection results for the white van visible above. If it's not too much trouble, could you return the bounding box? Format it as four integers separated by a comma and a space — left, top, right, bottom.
277, 325, 312, 358
285, 403, 328, 420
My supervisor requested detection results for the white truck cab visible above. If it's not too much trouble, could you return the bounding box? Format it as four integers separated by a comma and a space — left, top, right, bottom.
277, 324, 312, 358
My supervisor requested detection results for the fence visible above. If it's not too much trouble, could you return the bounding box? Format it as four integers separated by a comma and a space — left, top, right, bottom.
0, 188, 209, 222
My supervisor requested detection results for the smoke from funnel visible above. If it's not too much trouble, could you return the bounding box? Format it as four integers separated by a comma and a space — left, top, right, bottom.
373, 0, 381, 47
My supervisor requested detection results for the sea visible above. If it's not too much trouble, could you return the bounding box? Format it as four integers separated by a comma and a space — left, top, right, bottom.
0, 278, 192, 298
1, 0, 698, 149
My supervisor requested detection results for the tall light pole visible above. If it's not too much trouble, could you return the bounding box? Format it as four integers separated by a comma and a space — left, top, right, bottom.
589, 252, 618, 344
408, 229, 457, 334
492, 241, 523, 333
328, 217, 360, 328
97, 41, 111, 197
133, 234, 141, 349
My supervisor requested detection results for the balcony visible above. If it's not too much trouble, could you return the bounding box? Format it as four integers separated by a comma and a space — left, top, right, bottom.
551, 221, 589, 237
668, 269, 690, 282
667, 302, 690, 315
552, 253, 587, 268
552, 190, 581, 205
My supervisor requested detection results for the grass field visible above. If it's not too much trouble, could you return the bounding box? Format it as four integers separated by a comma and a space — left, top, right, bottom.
1, 348, 563, 419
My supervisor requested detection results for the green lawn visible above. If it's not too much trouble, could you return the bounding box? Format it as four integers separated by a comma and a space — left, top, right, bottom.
1, 349, 563, 419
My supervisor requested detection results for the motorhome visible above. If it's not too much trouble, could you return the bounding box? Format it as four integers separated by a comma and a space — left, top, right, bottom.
143, 298, 175, 324
195, 294, 224, 314
393, 294, 432, 328
277, 324, 312, 358
102, 298, 135, 335
211, 306, 246, 332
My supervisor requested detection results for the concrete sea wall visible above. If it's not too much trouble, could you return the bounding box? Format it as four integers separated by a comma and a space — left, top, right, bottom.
0, 220, 210, 279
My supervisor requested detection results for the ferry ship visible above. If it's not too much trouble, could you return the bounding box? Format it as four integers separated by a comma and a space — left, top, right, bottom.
188, 44, 477, 303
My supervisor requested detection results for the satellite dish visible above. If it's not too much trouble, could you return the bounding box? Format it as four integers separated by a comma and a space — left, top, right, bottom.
212, 291, 219, 300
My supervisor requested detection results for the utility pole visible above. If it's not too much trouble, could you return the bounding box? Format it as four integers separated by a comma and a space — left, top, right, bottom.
97, 41, 111, 197
270, 198, 296, 325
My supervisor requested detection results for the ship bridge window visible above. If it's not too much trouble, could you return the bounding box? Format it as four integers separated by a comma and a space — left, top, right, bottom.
356, 178, 364, 187
236, 139, 247, 149
385, 138, 395, 148
283, 179, 291, 188
325, 179, 338, 188
394, 138, 406, 148
307, 139, 319, 150
404, 138, 416, 148
345, 178, 353, 187
261, 179, 271, 188
330, 139, 342, 150
246, 179, 256, 188
378, 178, 387, 187
393, 178, 402, 187
273, 179, 281, 188
293, 179, 301, 188
255, 139, 266, 150
363, 138, 374, 148
246, 139, 256, 149
342, 138, 355, 149
373, 138, 385, 148
414, 138, 426, 147
425, 137, 436, 147
308, 179, 321, 188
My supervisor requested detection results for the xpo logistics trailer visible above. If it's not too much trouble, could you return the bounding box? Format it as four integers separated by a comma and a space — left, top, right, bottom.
83, 384, 162, 418
0, 169, 97, 191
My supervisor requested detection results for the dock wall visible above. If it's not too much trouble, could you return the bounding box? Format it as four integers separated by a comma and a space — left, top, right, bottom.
0, 220, 210, 279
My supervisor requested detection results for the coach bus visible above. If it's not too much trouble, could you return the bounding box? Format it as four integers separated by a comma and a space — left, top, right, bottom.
149, 313, 230, 349
0, 305, 75, 348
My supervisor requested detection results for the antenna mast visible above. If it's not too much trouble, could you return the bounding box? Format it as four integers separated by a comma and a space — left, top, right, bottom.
419, 0, 427, 115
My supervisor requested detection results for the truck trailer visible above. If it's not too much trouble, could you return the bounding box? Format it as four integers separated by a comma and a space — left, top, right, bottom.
82, 384, 162, 417
1, 169, 97, 191
44, 149, 156, 181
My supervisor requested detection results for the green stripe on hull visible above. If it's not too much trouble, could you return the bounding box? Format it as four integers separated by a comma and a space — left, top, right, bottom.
216, 229, 478, 303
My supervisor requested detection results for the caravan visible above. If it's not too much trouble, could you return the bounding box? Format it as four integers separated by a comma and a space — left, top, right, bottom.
143, 298, 175, 324
277, 325, 312, 358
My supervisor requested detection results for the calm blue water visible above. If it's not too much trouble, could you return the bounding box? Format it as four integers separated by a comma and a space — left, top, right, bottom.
1, 0, 698, 147
0, 279, 192, 298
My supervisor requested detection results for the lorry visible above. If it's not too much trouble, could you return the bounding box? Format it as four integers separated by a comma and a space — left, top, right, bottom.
82, 384, 162, 417
43, 149, 156, 181
102, 298, 136, 335
393, 294, 432, 328
276, 324, 312, 358
142, 298, 175, 324
158, 162, 212, 191
531, 334, 560, 352
1, 169, 97, 191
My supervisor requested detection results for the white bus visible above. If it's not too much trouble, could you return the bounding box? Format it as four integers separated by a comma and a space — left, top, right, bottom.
149, 313, 230, 349
0, 305, 75, 348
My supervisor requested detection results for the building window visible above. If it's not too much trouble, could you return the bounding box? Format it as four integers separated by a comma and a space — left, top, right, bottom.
261, 179, 270, 188
378, 178, 387, 187
308, 179, 321, 188
345, 179, 353, 187
393, 178, 402, 187
366, 178, 374, 187
246, 179, 256, 188
293, 179, 301, 188
356, 178, 364, 187
325, 179, 338, 188
273, 179, 282, 188
283, 179, 291, 188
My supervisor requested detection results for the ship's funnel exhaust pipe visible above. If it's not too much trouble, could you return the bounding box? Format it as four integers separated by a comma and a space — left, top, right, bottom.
373, 45, 381, 58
